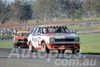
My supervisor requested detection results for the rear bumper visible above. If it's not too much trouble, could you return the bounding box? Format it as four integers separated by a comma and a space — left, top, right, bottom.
46, 44, 79, 50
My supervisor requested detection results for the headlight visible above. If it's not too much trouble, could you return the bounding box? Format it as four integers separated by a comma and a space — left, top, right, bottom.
50, 38, 54, 42
75, 37, 79, 41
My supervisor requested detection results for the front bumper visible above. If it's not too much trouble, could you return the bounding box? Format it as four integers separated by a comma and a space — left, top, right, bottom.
14, 41, 27, 45
14, 41, 28, 47
46, 42, 80, 50
47, 44, 79, 50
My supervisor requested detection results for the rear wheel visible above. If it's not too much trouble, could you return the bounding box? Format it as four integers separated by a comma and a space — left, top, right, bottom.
42, 42, 50, 53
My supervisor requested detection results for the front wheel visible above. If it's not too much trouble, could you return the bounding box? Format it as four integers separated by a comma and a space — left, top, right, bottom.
29, 43, 34, 52
72, 45, 80, 54
72, 49, 80, 54
58, 50, 65, 54
14, 44, 18, 48
42, 42, 50, 53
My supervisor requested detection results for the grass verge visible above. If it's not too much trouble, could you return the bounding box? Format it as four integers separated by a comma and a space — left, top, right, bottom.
0, 40, 13, 48
80, 34, 100, 54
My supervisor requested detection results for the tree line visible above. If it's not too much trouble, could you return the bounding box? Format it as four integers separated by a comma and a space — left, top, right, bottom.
0, 0, 100, 24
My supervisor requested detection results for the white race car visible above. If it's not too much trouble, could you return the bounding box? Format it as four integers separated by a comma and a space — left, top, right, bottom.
27, 25, 80, 54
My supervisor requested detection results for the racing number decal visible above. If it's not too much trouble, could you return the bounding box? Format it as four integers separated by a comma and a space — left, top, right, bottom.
32, 37, 41, 47
38, 37, 41, 46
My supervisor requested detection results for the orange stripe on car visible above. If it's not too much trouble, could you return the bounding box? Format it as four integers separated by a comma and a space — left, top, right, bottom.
17, 31, 31, 33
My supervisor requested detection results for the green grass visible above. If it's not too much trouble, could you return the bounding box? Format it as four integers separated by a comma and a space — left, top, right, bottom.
68, 24, 100, 33
0, 34, 100, 54
80, 34, 100, 54
0, 40, 13, 48
82, 17, 100, 20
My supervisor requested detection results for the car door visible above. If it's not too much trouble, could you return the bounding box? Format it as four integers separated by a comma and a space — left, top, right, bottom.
32, 27, 41, 47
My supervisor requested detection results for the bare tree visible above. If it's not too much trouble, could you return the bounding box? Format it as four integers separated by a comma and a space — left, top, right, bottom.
33, 0, 57, 23
0, 0, 9, 24
10, 0, 33, 23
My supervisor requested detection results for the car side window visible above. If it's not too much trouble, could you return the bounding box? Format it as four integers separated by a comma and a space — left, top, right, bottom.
33, 27, 39, 35
37, 27, 42, 34
32, 28, 36, 35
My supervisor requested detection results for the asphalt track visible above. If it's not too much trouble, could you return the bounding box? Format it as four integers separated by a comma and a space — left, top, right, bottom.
0, 48, 100, 67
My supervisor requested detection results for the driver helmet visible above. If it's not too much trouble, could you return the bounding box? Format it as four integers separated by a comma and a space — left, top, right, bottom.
43, 28, 47, 33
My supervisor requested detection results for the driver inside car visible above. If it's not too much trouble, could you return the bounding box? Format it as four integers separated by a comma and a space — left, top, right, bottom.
43, 28, 47, 33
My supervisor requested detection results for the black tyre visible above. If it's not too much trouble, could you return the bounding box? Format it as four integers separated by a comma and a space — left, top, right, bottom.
58, 50, 65, 54
72, 45, 80, 54
42, 42, 50, 53
29, 43, 34, 52
14, 44, 18, 48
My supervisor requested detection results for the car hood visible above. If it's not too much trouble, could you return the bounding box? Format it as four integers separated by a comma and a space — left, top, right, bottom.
44, 33, 79, 38
15, 36, 28, 39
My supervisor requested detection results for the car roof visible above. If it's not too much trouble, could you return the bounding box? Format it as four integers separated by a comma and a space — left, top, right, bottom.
17, 31, 31, 33
36, 25, 67, 27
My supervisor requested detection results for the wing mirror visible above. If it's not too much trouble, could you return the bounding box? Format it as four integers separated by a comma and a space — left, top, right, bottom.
70, 30, 80, 34
70, 30, 77, 34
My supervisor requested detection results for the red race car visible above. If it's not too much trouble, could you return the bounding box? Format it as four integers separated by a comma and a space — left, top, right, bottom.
13, 31, 31, 48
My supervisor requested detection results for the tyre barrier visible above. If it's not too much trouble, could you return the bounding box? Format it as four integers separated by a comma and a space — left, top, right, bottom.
0, 37, 13, 40
80, 22, 100, 26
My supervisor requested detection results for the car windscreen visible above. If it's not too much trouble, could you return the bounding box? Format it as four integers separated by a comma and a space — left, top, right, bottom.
42, 26, 70, 33
17, 33, 30, 36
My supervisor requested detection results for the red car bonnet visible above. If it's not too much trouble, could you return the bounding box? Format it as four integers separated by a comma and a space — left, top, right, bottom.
15, 36, 28, 39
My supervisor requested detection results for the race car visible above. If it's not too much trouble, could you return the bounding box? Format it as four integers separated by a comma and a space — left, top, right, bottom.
28, 25, 80, 54
13, 31, 31, 48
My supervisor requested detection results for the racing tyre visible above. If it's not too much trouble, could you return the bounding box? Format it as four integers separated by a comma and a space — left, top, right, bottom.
29, 43, 34, 52
14, 44, 18, 48
42, 42, 50, 53
72, 45, 80, 54
58, 50, 65, 54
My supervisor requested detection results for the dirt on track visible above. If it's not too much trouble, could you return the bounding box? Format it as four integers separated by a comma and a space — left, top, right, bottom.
0, 20, 100, 28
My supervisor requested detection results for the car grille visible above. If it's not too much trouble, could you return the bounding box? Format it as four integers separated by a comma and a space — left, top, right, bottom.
18, 39, 27, 41
55, 38, 74, 42
55, 44, 73, 46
